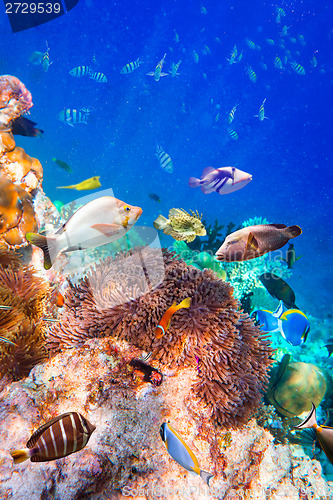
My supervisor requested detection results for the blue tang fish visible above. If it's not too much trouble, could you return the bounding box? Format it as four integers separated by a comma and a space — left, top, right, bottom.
252, 301, 310, 346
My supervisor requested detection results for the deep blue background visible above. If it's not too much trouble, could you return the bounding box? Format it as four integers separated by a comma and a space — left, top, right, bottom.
1, 0, 332, 314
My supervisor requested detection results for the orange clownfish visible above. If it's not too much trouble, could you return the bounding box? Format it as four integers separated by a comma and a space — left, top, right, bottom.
56, 292, 65, 308
155, 298, 191, 339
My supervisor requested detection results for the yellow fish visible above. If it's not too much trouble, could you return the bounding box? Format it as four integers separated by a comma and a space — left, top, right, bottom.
57, 176, 101, 191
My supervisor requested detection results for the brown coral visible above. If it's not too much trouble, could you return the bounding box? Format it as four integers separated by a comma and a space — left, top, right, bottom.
0, 76, 43, 248
0, 251, 52, 380
49, 247, 273, 427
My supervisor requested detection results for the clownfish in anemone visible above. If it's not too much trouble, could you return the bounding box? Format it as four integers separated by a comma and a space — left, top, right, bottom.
155, 298, 191, 339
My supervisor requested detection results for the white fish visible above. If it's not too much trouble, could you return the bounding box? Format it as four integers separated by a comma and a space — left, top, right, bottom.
147, 54, 168, 81
25, 197, 142, 269
189, 166, 252, 195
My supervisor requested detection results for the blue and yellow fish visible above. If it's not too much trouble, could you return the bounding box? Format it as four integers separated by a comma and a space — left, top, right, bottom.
160, 423, 214, 485
252, 301, 310, 346
120, 58, 143, 74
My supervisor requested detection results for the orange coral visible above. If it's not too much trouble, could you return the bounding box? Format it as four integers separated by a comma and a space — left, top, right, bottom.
48, 248, 273, 427
0, 76, 42, 248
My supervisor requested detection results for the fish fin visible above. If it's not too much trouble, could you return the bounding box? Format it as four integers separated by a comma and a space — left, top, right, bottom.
200, 470, 214, 486
10, 449, 32, 464
285, 225, 302, 239
146, 72, 155, 76
272, 300, 286, 318
169, 208, 183, 217
56, 185, 74, 189
188, 177, 201, 188
267, 223, 287, 229
153, 215, 169, 230
90, 223, 120, 237
245, 232, 259, 252
202, 166, 215, 177
292, 402, 317, 430
200, 185, 214, 194
177, 297, 191, 309
160, 72, 169, 77
25, 233, 58, 270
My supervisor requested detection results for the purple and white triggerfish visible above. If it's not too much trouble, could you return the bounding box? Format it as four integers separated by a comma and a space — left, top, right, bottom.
10, 412, 96, 463
26, 196, 142, 270
189, 166, 252, 195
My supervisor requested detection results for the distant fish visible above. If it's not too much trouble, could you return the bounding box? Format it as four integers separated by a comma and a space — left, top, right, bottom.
11, 117, 43, 138
120, 58, 143, 74
192, 50, 199, 63
252, 301, 310, 346
155, 298, 191, 339
280, 243, 301, 269
42, 42, 51, 72
10, 412, 95, 463
154, 208, 206, 243
156, 145, 173, 173
69, 66, 92, 77
227, 128, 238, 140
189, 166, 252, 195
56, 176, 101, 191
290, 61, 305, 75
148, 193, 161, 202
169, 60, 182, 77
89, 71, 108, 83
160, 423, 214, 485
259, 272, 298, 309
215, 224, 302, 262
147, 54, 168, 81
57, 108, 91, 126
227, 104, 238, 125
274, 56, 283, 69
293, 402, 333, 464
25, 196, 142, 269
29, 51, 44, 65
129, 359, 163, 386
254, 98, 268, 121
245, 65, 257, 83
266, 39, 275, 45
227, 45, 242, 64
246, 38, 257, 50
52, 158, 72, 173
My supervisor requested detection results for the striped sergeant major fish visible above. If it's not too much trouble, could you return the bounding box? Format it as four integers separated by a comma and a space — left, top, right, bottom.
42, 42, 51, 72
120, 57, 143, 74
160, 423, 214, 486
274, 56, 283, 69
169, 60, 182, 77
290, 61, 305, 75
227, 104, 238, 124
89, 71, 108, 83
69, 66, 92, 77
227, 128, 238, 140
156, 145, 173, 173
254, 98, 268, 121
10, 412, 96, 463
147, 53, 168, 81
245, 65, 257, 83
57, 108, 91, 126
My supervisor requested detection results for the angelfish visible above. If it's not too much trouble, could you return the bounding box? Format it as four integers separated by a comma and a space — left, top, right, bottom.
147, 53, 168, 81
25, 196, 142, 270
155, 298, 191, 339
10, 412, 95, 463
215, 223, 302, 262
160, 423, 214, 486
189, 166, 252, 195
293, 403, 333, 464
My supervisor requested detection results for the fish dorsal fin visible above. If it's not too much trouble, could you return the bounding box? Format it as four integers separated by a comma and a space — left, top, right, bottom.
169, 208, 183, 218
55, 222, 67, 235
27, 412, 74, 448
245, 232, 259, 252
267, 223, 287, 229
293, 402, 317, 430
202, 167, 215, 177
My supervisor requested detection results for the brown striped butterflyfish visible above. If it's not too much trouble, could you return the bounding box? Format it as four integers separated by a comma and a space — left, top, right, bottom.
10, 412, 96, 463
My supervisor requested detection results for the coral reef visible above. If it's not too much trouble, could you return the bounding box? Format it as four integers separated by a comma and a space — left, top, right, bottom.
0, 336, 331, 499
48, 247, 273, 428
0, 76, 43, 248
0, 252, 52, 380
188, 218, 238, 253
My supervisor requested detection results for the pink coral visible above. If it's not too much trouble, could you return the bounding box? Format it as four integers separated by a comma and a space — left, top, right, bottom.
0, 75, 32, 130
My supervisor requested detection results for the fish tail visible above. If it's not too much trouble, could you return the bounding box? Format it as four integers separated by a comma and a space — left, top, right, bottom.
56, 185, 74, 189
188, 177, 201, 188
153, 215, 169, 230
25, 233, 58, 270
285, 225, 302, 239
176, 297, 191, 310
200, 470, 214, 486
10, 448, 32, 464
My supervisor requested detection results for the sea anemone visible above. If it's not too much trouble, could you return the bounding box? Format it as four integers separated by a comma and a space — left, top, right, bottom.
48, 247, 273, 427
0, 252, 52, 380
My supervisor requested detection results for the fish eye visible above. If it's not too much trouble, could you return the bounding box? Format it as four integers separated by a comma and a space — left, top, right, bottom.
124, 206, 131, 213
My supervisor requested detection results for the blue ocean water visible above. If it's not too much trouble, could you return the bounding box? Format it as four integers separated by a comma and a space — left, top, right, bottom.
1, 0, 332, 316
